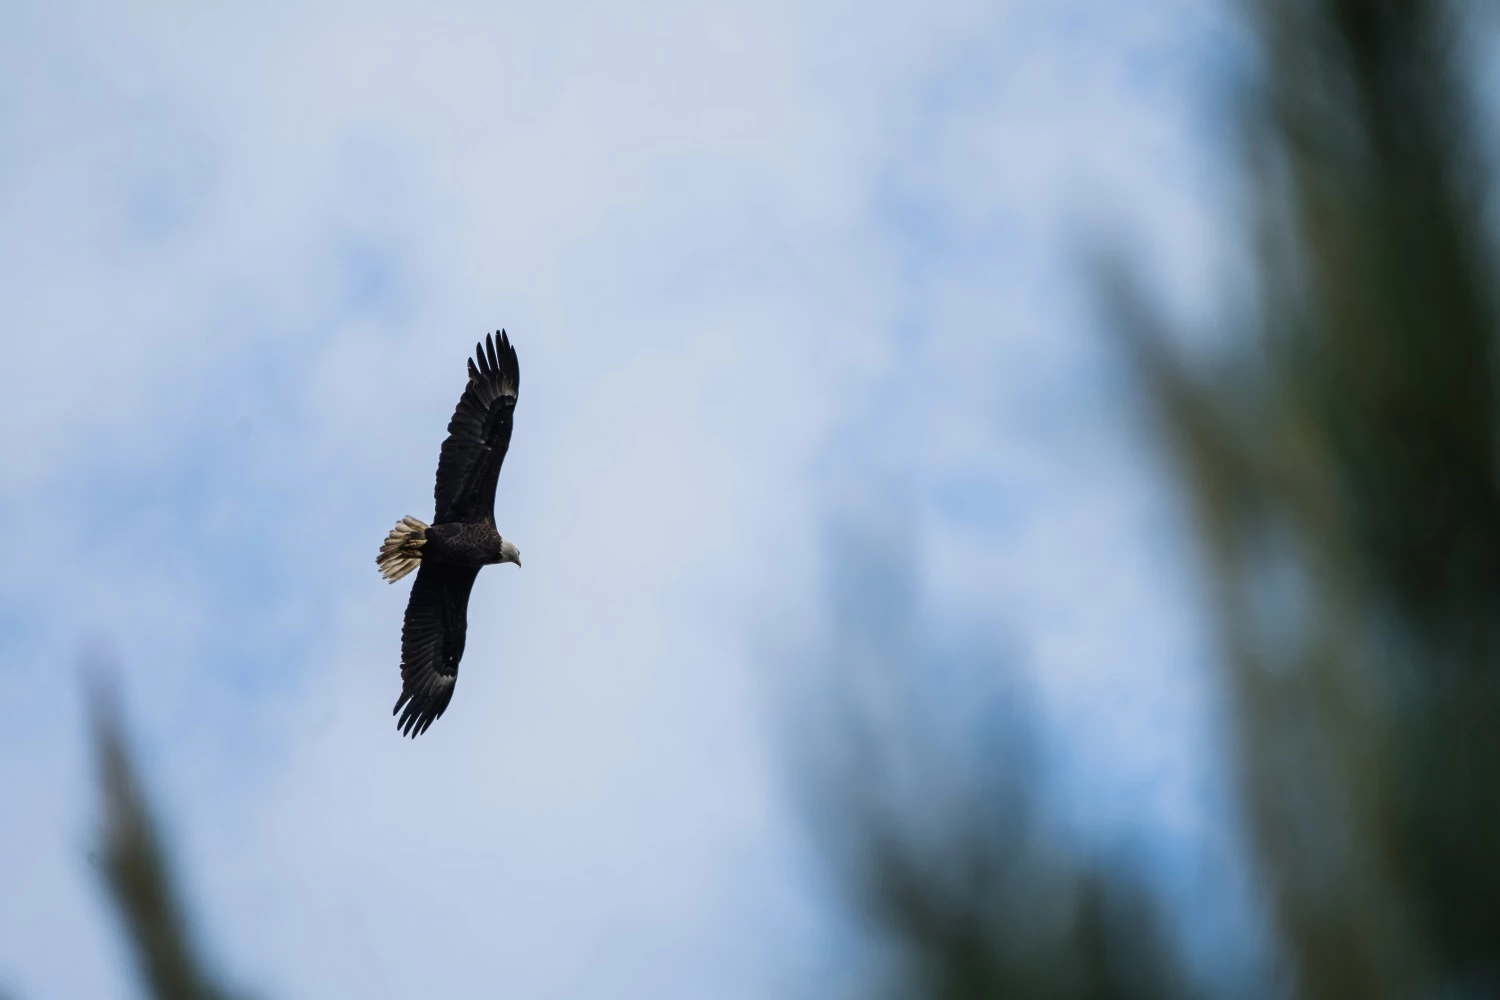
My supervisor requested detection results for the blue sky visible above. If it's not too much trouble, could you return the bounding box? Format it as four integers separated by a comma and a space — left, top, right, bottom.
1, 2, 1249, 996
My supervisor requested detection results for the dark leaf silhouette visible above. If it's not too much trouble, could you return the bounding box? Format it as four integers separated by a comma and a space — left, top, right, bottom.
87, 672, 251, 1000
811, 1, 1500, 998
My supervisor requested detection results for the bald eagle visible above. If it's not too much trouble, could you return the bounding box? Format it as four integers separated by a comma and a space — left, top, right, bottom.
376, 330, 522, 737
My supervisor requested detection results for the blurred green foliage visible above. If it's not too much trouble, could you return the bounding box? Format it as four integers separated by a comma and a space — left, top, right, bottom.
87, 676, 248, 1000
1121, 0, 1500, 994
814, 0, 1500, 998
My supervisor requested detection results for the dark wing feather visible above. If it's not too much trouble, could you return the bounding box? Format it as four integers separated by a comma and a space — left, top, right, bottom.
432, 330, 520, 522
393, 563, 481, 737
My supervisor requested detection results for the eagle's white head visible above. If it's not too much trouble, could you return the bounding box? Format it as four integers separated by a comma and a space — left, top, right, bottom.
500, 537, 522, 568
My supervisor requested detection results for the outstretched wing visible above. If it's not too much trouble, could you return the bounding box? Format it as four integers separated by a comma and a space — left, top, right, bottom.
432, 330, 520, 523
394, 563, 481, 737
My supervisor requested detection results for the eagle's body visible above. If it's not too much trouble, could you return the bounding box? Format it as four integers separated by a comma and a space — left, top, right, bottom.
422, 520, 509, 567
376, 331, 522, 738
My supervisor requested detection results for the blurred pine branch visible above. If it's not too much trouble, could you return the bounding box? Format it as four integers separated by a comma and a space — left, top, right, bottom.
813, 0, 1500, 998
87, 674, 250, 1000
1116, 0, 1500, 995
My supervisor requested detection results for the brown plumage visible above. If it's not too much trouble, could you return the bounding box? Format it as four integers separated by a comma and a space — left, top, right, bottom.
376, 330, 522, 737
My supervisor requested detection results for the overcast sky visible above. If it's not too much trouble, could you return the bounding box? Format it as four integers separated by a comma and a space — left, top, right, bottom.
1, 2, 1245, 997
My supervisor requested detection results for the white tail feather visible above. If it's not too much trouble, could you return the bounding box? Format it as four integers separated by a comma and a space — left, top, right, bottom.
377, 515, 428, 583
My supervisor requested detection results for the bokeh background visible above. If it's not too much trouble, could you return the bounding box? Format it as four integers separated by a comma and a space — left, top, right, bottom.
6, 1, 1497, 998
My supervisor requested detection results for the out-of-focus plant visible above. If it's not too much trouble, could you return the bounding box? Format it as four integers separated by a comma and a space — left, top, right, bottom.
1116, 0, 1500, 995
806, 1, 1500, 998
788, 518, 1203, 1000
86, 673, 250, 1000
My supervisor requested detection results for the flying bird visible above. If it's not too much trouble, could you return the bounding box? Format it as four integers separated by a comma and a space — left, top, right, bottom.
376, 330, 522, 737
